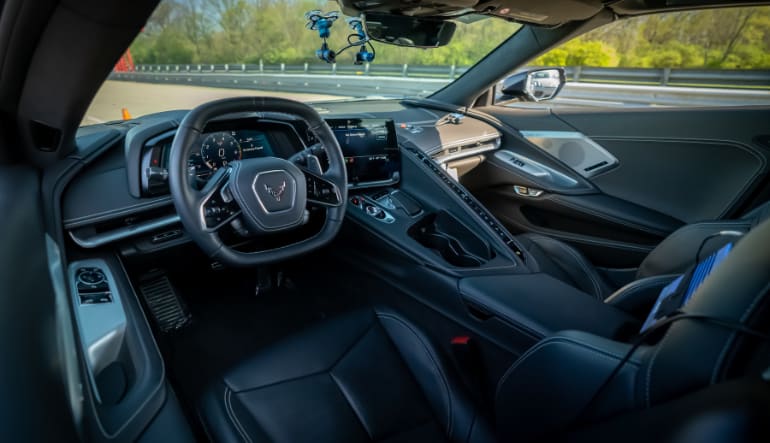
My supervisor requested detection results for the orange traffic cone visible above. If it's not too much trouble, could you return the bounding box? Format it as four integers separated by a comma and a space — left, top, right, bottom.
121, 108, 132, 120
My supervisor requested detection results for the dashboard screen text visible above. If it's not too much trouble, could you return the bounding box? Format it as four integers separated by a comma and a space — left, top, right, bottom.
327, 118, 400, 187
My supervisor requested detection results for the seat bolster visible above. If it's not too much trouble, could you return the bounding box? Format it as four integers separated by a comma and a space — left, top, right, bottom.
637, 221, 750, 279
199, 380, 272, 443
741, 199, 770, 228
376, 310, 495, 443
604, 274, 679, 316
517, 233, 613, 300
495, 330, 641, 443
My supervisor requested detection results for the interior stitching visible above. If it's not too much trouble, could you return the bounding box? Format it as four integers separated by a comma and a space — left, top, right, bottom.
496, 335, 641, 400
711, 281, 770, 383
604, 275, 678, 306
329, 371, 375, 440
533, 234, 603, 299
231, 320, 376, 394
224, 387, 253, 443
377, 313, 454, 438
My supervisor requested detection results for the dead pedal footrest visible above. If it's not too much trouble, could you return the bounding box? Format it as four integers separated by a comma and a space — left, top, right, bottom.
138, 273, 191, 332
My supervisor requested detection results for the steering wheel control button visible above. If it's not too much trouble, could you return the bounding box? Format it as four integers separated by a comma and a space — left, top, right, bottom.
305, 172, 340, 205
203, 193, 239, 228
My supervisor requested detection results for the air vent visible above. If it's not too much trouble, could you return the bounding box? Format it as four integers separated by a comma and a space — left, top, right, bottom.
432, 136, 501, 163
93, 206, 176, 233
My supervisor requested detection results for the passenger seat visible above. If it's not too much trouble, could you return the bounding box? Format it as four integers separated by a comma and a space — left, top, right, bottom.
516, 200, 770, 309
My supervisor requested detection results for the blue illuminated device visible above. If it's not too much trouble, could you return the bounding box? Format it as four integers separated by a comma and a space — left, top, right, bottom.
305, 10, 375, 65
641, 243, 734, 332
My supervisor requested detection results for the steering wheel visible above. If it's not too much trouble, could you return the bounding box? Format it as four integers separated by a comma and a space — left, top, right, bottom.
168, 97, 348, 267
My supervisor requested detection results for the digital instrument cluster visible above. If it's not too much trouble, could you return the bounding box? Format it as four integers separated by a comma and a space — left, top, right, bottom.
188, 130, 274, 180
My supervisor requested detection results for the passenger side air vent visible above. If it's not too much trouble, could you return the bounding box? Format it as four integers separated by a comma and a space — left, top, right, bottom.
405, 146, 525, 261
432, 135, 501, 163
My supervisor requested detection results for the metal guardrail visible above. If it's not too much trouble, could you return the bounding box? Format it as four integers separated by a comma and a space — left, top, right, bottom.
110, 69, 770, 107
111, 71, 448, 97
129, 63, 770, 88
132, 63, 468, 79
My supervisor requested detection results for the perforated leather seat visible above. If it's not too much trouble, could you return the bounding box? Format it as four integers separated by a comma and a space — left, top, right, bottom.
199, 309, 493, 443
516, 200, 770, 301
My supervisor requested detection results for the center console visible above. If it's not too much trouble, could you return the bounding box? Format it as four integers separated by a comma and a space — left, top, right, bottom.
338, 129, 639, 354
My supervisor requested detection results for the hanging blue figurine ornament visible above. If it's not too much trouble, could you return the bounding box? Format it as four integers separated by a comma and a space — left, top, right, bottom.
305, 10, 375, 65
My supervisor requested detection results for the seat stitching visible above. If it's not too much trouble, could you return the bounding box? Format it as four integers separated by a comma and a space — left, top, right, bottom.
711, 281, 770, 383
376, 313, 453, 438
495, 335, 641, 400
231, 321, 377, 394
534, 235, 603, 299
224, 387, 253, 443
329, 372, 375, 440
536, 235, 603, 299
642, 223, 750, 271
604, 275, 678, 306
645, 328, 671, 407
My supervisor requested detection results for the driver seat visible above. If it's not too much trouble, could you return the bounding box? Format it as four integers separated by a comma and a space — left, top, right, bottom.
199, 309, 494, 443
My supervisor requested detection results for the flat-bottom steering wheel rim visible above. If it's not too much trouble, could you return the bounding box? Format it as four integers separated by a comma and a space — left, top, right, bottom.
168, 97, 348, 267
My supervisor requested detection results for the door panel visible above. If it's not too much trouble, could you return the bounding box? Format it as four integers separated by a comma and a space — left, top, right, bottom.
468, 106, 770, 267
0, 166, 80, 441
556, 107, 770, 222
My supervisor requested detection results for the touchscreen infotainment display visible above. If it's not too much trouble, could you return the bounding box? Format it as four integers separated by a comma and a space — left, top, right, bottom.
326, 118, 400, 187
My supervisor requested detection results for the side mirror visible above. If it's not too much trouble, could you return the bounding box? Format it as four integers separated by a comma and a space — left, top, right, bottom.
497, 68, 566, 103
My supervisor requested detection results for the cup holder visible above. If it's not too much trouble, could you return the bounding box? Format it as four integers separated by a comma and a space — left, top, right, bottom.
408, 211, 494, 267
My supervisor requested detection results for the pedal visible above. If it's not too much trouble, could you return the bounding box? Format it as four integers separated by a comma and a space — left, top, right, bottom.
138, 272, 191, 333
254, 267, 284, 296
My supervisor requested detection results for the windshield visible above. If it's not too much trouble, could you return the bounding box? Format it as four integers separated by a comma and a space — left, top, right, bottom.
84, 0, 520, 125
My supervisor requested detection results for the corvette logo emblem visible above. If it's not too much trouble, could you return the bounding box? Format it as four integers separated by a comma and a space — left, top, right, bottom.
264, 181, 287, 202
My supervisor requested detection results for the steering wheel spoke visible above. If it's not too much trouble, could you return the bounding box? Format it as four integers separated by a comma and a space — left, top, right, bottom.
169, 97, 347, 267
303, 168, 343, 207
198, 167, 242, 232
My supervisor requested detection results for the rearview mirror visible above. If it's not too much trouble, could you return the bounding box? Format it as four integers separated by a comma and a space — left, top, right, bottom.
497, 68, 566, 103
364, 13, 456, 48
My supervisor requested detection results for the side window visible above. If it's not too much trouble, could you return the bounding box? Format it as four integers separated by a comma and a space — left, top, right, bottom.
496, 6, 770, 108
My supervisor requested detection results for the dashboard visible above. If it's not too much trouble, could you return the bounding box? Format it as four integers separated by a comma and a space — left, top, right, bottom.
140, 116, 404, 196
64, 100, 507, 251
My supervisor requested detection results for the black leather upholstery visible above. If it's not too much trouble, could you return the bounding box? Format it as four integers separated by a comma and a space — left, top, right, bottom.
517, 200, 770, 304
199, 309, 493, 443
495, 330, 642, 443
603, 275, 679, 317
517, 233, 614, 300
496, 217, 770, 442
